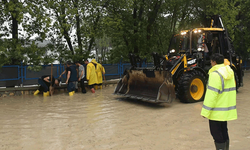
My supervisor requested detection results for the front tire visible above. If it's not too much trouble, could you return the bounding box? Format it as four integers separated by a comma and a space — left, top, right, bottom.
177, 70, 207, 103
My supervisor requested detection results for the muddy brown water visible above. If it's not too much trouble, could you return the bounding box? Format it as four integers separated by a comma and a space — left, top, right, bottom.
1, 76, 250, 150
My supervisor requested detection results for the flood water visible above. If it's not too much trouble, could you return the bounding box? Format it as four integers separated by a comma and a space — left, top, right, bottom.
1, 83, 250, 150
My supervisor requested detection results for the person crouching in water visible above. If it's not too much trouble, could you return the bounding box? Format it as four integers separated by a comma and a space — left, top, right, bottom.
91, 59, 105, 89
34, 75, 60, 96
84, 59, 97, 93
75, 61, 87, 93
59, 61, 78, 96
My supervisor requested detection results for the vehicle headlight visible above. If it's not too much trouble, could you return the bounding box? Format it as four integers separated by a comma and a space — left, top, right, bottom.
197, 47, 202, 51
170, 49, 175, 53
181, 32, 186, 35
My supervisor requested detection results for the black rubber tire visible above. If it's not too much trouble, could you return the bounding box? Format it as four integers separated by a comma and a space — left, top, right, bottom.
177, 70, 207, 103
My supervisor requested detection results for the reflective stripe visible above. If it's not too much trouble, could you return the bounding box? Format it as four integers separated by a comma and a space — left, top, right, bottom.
207, 71, 236, 94
207, 85, 221, 93
207, 86, 236, 94
203, 105, 236, 111
224, 87, 236, 92
214, 71, 224, 91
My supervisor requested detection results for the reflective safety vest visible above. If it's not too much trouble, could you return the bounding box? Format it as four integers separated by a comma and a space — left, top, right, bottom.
201, 64, 237, 121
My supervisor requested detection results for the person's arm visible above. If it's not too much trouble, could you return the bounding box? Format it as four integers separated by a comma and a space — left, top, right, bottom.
102, 65, 105, 76
79, 70, 83, 81
201, 72, 221, 118
59, 70, 66, 78
83, 66, 85, 78
76, 68, 79, 78
66, 71, 71, 84
43, 76, 51, 83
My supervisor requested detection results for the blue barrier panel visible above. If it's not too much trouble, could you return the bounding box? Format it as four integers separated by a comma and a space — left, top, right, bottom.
0, 65, 20, 81
0, 65, 21, 87
22, 65, 60, 86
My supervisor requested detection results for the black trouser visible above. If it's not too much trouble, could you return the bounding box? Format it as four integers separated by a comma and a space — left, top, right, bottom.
67, 82, 75, 92
80, 78, 86, 93
89, 84, 95, 89
209, 120, 229, 143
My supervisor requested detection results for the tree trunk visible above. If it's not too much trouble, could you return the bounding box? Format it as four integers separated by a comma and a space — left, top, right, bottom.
59, 3, 74, 55
10, 0, 19, 64
74, 0, 82, 54
146, 0, 162, 51
87, 10, 100, 53
133, 2, 138, 54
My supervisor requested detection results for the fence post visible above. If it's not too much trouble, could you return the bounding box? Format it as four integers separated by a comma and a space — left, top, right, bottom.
143, 58, 146, 67
20, 62, 23, 87
59, 60, 63, 77
119, 59, 123, 78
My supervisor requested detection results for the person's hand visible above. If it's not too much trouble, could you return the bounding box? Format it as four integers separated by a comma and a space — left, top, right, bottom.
66, 80, 68, 84
59, 75, 62, 78
78, 78, 81, 81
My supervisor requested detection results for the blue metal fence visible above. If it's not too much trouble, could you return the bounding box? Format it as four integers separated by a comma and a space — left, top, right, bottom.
0, 65, 20, 82
1, 60, 248, 87
0, 61, 151, 87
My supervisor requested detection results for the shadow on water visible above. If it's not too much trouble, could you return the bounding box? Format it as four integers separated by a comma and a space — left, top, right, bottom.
114, 97, 172, 109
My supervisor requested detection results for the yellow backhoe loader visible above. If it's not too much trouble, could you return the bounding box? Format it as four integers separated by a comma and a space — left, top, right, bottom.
114, 15, 244, 103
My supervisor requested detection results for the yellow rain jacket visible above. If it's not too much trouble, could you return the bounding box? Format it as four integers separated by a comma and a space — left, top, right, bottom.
91, 59, 105, 84
86, 60, 98, 85
201, 64, 237, 121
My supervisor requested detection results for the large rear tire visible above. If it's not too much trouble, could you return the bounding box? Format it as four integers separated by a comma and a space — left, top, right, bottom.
177, 70, 207, 103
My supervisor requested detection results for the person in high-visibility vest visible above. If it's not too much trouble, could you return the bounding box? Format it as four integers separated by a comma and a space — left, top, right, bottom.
201, 53, 237, 150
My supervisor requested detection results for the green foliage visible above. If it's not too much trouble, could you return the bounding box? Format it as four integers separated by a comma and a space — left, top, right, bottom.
233, 0, 250, 59
0, 0, 250, 67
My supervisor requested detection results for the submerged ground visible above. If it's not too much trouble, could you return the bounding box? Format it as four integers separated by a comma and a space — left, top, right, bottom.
0, 75, 250, 150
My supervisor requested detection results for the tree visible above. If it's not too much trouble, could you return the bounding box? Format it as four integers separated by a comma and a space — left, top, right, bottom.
0, 0, 56, 68
234, 0, 250, 59
0, 0, 25, 65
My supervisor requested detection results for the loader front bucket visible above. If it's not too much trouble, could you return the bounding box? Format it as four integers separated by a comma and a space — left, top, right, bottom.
114, 69, 176, 103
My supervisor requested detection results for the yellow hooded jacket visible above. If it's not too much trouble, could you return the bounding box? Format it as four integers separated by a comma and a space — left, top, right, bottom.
91, 59, 105, 84
201, 64, 237, 121
86, 60, 98, 85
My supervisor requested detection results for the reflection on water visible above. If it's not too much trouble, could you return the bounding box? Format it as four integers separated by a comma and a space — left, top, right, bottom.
1, 77, 250, 150
1, 87, 167, 150
0, 86, 212, 150
0, 88, 119, 149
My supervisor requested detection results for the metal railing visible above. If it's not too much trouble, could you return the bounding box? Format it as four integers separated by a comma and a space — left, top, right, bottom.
0, 61, 154, 87
0, 60, 248, 87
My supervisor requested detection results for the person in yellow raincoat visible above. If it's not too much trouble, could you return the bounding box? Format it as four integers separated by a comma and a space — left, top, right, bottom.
84, 59, 98, 93
91, 59, 105, 89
